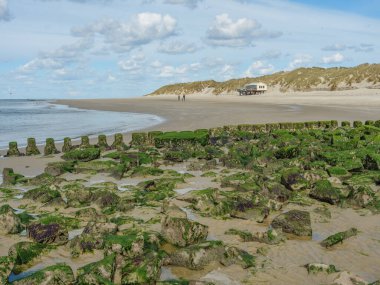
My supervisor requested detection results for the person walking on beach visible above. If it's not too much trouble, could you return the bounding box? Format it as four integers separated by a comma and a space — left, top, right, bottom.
182, 95, 186, 102
178, 95, 180, 101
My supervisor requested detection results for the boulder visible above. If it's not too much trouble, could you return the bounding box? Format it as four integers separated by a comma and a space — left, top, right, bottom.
161, 200, 187, 218
80, 136, 91, 148
161, 216, 208, 247
6, 141, 22, 157
23, 185, 61, 203
0, 204, 22, 234
167, 241, 255, 270
76, 254, 116, 285
281, 168, 308, 191
25, 138, 40, 156
62, 147, 100, 162
321, 228, 358, 248
332, 271, 369, 285
271, 210, 312, 237
8, 242, 47, 267
44, 138, 59, 155
83, 222, 118, 236
11, 263, 75, 285
2, 168, 24, 186
27, 223, 68, 245
310, 180, 342, 205
44, 161, 75, 177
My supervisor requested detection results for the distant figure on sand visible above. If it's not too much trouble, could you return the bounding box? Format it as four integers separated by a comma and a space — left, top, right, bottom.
178, 95, 180, 101
182, 95, 186, 102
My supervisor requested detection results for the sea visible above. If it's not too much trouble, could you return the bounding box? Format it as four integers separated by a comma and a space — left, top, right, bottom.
0, 99, 164, 150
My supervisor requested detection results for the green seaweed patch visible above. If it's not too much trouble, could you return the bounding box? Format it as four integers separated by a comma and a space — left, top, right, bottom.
38, 213, 80, 230
62, 147, 101, 162
321, 228, 358, 248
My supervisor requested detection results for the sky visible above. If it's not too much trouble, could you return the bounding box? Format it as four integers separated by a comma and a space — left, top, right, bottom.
0, 0, 379, 99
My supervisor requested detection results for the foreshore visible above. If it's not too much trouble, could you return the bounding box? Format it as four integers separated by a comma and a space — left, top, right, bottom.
2, 88, 380, 176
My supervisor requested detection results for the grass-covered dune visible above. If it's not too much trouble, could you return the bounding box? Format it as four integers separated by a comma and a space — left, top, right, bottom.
148, 63, 380, 95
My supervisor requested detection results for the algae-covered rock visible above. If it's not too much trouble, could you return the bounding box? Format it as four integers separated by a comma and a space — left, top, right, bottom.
62, 137, 73, 153
310, 180, 342, 205
44, 138, 59, 155
281, 168, 308, 191
121, 251, 166, 284
97, 134, 109, 150
83, 222, 118, 236
332, 271, 369, 285
305, 263, 339, 274
12, 263, 75, 285
76, 254, 116, 285
321, 228, 358, 248
27, 223, 68, 245
23, 185, 61, 204
2, 168, 24, 186
8, 242, 49, 267
364, 153, 380, 170
62, 147, 100, 162
0, 204, 22, 234
111, 133, 126, 151
6, 141, 22, 157
0, 256, 14, 285
168, 241, 255, 270
44, 161, 75, 176
225, 228, 286, 245
161, 216, 208, 247
25, 138, 40, 156
271, 210, 312, 237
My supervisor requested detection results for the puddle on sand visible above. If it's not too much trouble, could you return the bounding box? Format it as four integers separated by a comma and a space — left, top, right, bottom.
312, 232, 324, 242
8, 263, 47, 282
14, 194, 24, 199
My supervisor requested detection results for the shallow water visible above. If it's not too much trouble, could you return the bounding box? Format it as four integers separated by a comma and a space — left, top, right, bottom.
0, 99, 164, 149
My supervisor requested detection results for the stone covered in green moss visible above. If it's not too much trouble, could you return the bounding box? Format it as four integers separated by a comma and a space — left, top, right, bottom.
62, 147, 100, 162
62, 137, 73, 153
6, 141, 22, 157
25, 138, 40, 156
281, 168, 308, 191
161, 216, 208, 247
131, 132, 149, 146
76, 254, 116, 284
310, 180, 342, 205
44, 161, 76, 176
271, 210, 312, 237
321, 227, 358, 248
44, 138, 59, 155
1, 168, 24, 185
8, 242, 50, 268
23, 185, 61, 204
0, 204, 22, 234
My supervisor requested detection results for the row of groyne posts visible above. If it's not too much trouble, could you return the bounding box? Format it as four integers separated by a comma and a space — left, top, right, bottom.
4, 133, 125, 157
3, 119, 380, 157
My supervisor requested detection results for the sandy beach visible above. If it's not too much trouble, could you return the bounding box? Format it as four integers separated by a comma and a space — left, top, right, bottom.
1, 89, 380, 284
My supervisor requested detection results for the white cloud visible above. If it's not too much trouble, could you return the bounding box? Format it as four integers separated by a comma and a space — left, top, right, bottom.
245, 61, 274, 77
164, 0, 203, 9
322, 43, 374, 53
158, 40, 198, 54
118, 53, 146, 74
206, 13, 281, 47
153, 62, 200, 77
72, 13, 177, 52
0, 0, 10, 21
322, 52, 345, 64
288, 54, 313, 69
